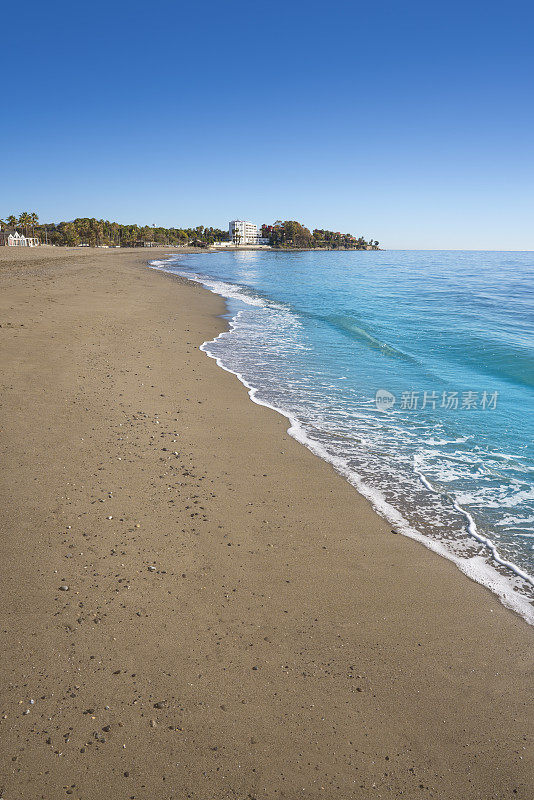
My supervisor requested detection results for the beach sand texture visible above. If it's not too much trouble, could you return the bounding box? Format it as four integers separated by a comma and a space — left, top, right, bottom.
0, 246, 531, 799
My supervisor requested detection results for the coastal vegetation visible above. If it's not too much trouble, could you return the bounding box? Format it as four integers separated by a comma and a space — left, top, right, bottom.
262, 220, 379, 249
1, 212, 379, 249
0, 213, 229, 248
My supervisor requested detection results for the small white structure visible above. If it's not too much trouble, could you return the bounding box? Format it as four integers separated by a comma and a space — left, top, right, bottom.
229, 220, 268, 246
0, 230, 40, 247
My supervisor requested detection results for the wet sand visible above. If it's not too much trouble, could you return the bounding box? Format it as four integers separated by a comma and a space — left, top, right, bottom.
0, 246, 531, 799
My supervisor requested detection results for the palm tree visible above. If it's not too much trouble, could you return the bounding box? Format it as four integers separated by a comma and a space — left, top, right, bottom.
19, 211, 32, 236
7, 214, 18, 229
30, 212, 39, 237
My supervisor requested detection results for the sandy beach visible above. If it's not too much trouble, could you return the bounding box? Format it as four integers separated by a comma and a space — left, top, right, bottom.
0, 246, 531, 800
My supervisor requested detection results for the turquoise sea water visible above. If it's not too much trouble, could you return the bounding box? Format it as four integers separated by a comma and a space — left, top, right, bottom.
151, 250, 534, 621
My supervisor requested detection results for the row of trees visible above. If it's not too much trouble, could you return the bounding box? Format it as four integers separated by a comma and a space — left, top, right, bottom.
1, 213, 379, 250
0, 213, 230, 248
261, 221, 379, 249
3, 212, 40, 237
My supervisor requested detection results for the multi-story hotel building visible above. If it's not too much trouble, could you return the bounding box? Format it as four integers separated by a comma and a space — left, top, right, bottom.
229, 220, 260, 245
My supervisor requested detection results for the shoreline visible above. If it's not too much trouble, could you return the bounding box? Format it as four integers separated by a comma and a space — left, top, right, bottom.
208, 246, 382, 252
150, 254, 534, 623
0, 246, 532, 799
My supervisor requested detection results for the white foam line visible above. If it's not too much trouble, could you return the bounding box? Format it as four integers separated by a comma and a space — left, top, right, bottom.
148, 260, 534, 625
148, 255, 183, 267
414, 466, 534, 584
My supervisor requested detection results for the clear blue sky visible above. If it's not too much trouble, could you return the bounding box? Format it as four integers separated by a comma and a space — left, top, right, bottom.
2, 0, 533, 249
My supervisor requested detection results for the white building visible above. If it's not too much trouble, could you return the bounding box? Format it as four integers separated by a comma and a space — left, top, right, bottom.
229, 220, 260, 245
0, 230, 40, 247
228, 220, 269, 246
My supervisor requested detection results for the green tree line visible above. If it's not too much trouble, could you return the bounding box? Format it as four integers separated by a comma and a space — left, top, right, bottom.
0, 212, 229, 247
1, 212, 379, 250
262, 221, 379, 249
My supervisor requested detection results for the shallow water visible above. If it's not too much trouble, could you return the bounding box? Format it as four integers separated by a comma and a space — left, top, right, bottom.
150, 250, 534, 621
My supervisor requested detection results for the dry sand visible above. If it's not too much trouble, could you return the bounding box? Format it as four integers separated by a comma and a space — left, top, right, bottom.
0, 246, 531, 799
